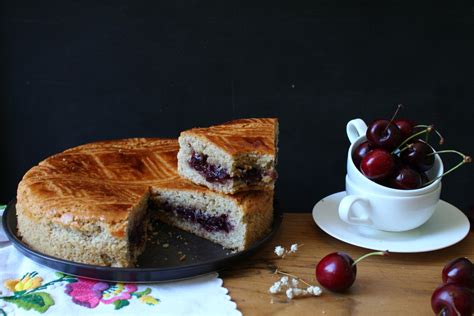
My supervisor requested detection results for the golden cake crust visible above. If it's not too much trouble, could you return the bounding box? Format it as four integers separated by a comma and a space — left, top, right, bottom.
16, 138, 269, 238
180, 118, 278, 157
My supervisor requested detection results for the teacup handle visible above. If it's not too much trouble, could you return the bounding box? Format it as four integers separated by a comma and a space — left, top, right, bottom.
346, 119, 368, 144
338, 195, 373, 226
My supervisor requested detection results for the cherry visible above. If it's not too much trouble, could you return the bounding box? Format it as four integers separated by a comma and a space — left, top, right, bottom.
442, 258, 474, 289
394, 119, 416, 140
316, 251, 388, 293
316, 252, 356, 292
400, 140, 435, 172
388, 165, 423, 190
352, 141, 374, 168
431, 283, 473, 316
360, 149, 395, 181
366, 120, 403, 151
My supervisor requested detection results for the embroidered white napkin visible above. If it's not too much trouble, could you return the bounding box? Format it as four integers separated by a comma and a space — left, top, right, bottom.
0, 206, 241, 316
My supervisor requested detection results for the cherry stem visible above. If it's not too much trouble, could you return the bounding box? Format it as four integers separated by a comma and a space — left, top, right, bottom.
424, 150, 472, 186
274, 269, 313, 287
414, 125, 444, 144
398, 143, 412, 154
383, 104, 403, 134
438, 307, 447, 316
392, 126, 432, 154
352, 250, 389, 267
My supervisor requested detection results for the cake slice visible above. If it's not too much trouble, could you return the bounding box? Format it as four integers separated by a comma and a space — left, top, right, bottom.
16, 138, 273, 267
178, 118, 279, 194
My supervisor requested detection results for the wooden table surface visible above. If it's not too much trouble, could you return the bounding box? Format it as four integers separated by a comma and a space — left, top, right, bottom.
221, 213, 473, 316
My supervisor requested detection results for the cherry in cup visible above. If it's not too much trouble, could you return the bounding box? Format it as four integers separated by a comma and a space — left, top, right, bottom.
400, 140, 435, 172
366, 120, 402, 151
388, 165, 423, 190
394, 119, 416, 140
352, 141, 374, 168
360, 149, 395, 181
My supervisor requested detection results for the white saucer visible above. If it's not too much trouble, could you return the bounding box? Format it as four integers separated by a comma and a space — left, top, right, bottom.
312, 192, 470, 253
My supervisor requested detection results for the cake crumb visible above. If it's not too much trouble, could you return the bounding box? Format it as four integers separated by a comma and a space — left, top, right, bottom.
162, 243, 169, 248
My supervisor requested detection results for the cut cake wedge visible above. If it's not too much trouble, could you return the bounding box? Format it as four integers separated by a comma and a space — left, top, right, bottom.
178, 118, 279, 194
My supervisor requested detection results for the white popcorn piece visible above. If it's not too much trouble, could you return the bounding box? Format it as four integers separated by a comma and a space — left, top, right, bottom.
274, 246, 285, 257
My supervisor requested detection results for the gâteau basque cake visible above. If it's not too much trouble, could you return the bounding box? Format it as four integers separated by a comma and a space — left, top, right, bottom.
16, 138, 273, 267
178, 118, 279, 194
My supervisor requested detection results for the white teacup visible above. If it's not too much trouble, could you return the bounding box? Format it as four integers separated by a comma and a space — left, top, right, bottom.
338, 119, 444, 232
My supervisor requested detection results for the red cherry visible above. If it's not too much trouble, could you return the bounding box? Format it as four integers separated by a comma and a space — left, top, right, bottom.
394, 119, 416, 140
316, 252, 356, 292
352, 141, 374, 168
442, 258, 474, 289
316, 252, 357, 292
366, 120, 402, 151
400, 140, 435, 172
315, 251, 388, 293
431, 283, 473, 316
388, 165, 423, 190
360, 149, 395, 181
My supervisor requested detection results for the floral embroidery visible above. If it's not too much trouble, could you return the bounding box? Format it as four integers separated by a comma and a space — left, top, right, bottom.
0, 271, 73, 313
101, 283, 137, 304
4, 272, 43, 292
0, 271, 160, 313
64, 278, 110, 308
139, 295, 159, 305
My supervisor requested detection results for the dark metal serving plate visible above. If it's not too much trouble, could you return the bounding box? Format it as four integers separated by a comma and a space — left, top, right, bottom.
2, 200, 282, 283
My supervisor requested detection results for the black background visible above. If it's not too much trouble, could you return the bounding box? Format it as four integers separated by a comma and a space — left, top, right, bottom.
1, 1, 473, 213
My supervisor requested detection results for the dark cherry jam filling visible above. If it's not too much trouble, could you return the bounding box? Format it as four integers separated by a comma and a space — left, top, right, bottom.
160, 202, 233, 233
189, 152, 230, 183
189, 151, 266, 184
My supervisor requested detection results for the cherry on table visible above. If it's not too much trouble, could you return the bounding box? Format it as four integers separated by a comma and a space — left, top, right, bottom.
400, 140, 435, 172
366, 120, 403, 151
316, 252, 356, 292
442, 257, 474, 289
315, 251, 388, 293
431, 283, 473, 316
360, 149, 395, 181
